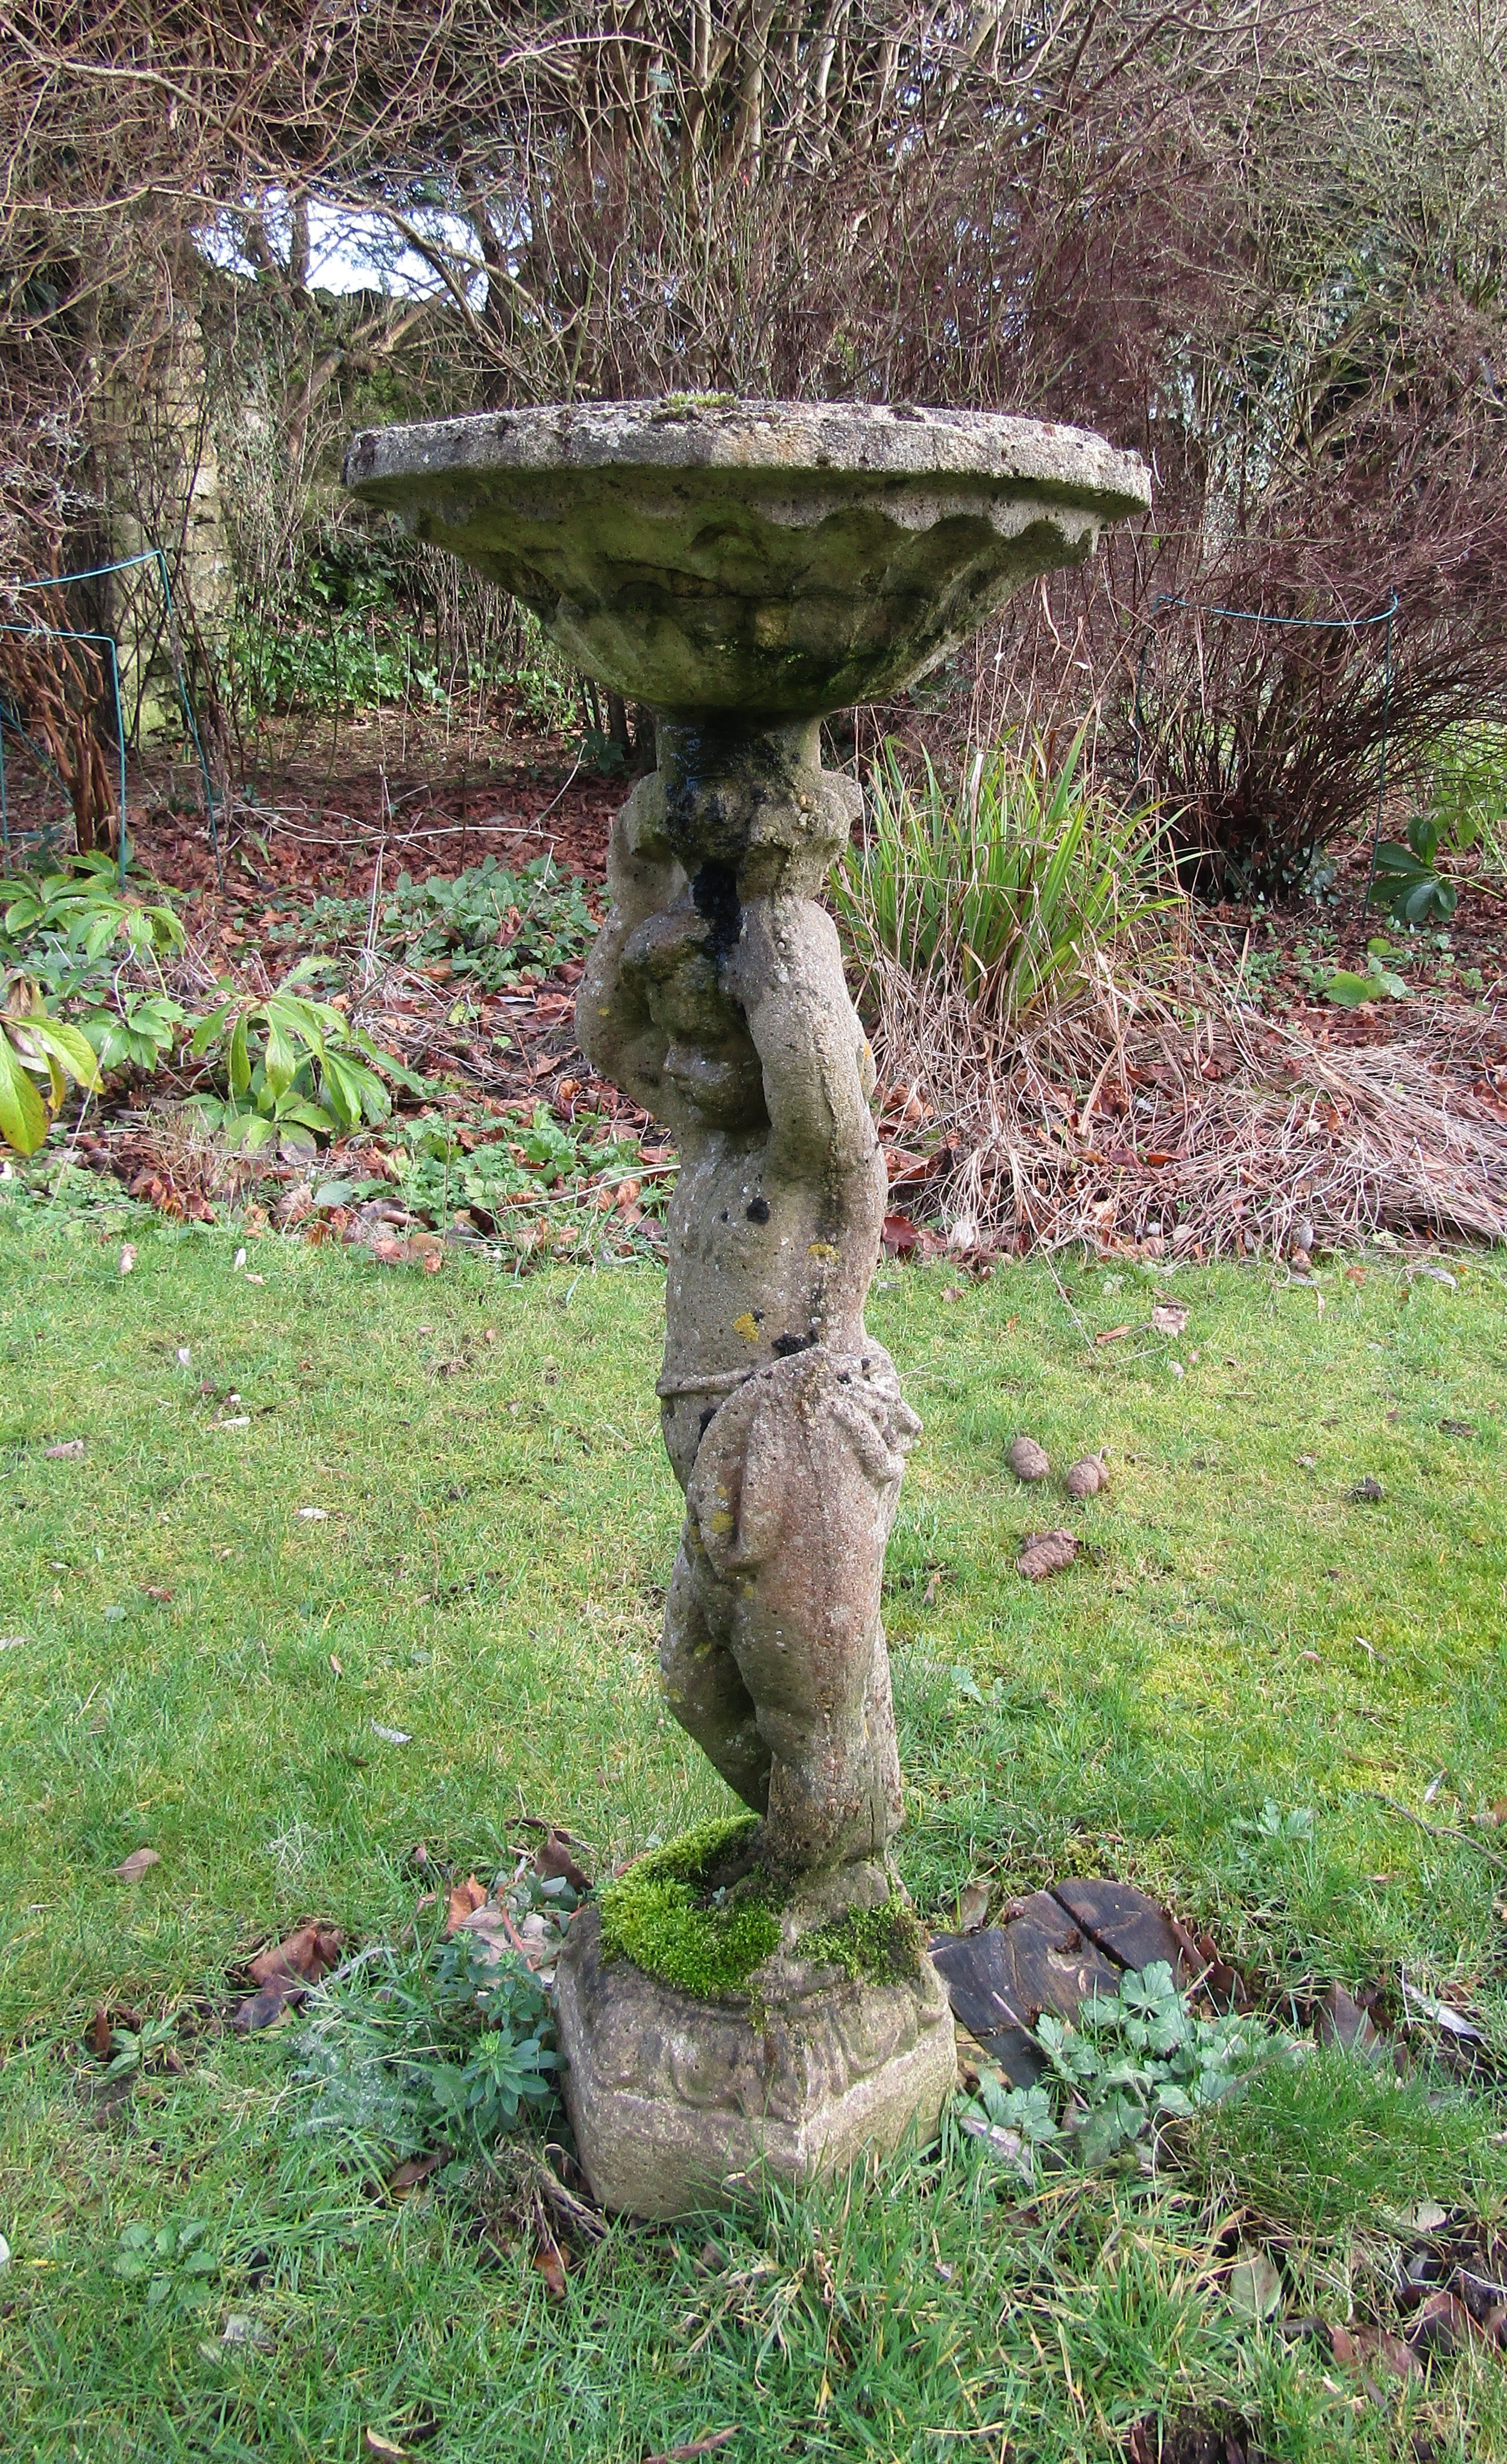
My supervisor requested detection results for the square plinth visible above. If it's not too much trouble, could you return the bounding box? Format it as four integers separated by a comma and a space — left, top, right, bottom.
555, 1905, 958, 2220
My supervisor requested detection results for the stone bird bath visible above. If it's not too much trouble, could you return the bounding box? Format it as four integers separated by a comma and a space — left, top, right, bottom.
346, 400, 1150, 2217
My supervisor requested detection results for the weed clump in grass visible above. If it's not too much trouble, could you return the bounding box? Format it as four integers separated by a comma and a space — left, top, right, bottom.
1189, 2043, 1507, 2232
598, 1814, 778, 1998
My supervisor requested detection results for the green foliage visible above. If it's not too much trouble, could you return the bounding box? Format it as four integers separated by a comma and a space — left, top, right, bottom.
392, 1104, 652, 1233
111, 2216, 218, 2312
80, 992, 187, 1073
227, 612, 448, 719
598, 1814, 779, 1997
0, 975, 102, 1154
0, 859, 188, 1098
1038, 1961, 1291, 2167
963, 1963, 1295, 2176
834, 727, 1169, 1025
189, 966, 391, 1149
377, 855, 593, 989
275, 853, 594, 993
104, 2013, 180, 2080
1323, 939, 1408, 1007
1412, 720, 1507, 864
505, 606, 580, 735
1371, 814, 1459, 927
1, 856, 185, 970
295, 1922, 560, 2172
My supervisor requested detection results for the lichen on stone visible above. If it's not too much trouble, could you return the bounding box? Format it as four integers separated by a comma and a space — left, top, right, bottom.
598, 1814, 778, 1999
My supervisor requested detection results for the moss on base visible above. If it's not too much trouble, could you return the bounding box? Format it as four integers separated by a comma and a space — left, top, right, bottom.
598, 1815, 776, 1999
600, 1823, 928, 2005
801, 1898, 925, 1987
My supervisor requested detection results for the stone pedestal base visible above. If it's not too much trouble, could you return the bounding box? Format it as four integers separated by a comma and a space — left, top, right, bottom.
555, 1905, 957, 2220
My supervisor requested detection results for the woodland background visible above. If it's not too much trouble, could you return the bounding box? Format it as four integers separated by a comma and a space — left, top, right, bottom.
5, 0, 1507, 896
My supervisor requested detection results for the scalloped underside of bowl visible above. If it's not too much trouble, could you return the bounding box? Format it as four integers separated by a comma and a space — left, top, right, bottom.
345, 400, 1150, 718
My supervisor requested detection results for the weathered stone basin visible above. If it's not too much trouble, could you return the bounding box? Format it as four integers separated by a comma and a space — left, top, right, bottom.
344, 398, 1149, 718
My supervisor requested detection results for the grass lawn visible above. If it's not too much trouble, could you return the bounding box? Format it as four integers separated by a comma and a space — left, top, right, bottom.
2, 1203, 1505, 2462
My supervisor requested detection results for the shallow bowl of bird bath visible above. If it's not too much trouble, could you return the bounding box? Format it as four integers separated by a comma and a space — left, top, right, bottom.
344, 397, 1150, 720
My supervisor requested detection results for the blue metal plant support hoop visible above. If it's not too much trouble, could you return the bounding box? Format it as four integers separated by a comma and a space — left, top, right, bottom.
1131, 590, 1398, 912
0, 545, 222, 888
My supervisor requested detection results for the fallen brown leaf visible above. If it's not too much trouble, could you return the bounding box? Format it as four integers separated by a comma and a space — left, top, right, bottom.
1406, 2289, 1471, 2360
445, 1875, 488, 1933
1017, 1529, 1078, 1580
143, 1586, 174, 1603
363, 2434, 409, 2461
1315, 1981, 1381, 2057
113, 1848, 161, 1882
248, 1922, 342, 1991
87, 2007, 112, 2058
533, 1830, 591, 1893
44, 1439, 86, 1459
1151, 1302, 1189, 1335
534, 2236, 568, 2299
1094, 1324, 1131, 1346
232, 1920, 343, 2033
388, 2153, 442, 2194
955, 1880, 990, 1933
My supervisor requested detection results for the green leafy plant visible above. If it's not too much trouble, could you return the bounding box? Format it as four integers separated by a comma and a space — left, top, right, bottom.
81, 993, 187, 1074
1411, 720, 1507, 864
961, 1963, 1293, 2177
189, 967, 391, 1151
294, 1918, 561, 2173
393, 1106, 655, 1233
1, 856, 185, 968
112, 2217, 218, 2311
0, 975, 103, 1154
834, 728, 1169, 1027
1322, 940, 1408, 1007
271, 854, 594, 994
1371, 812, 1458, 926
104, 2014, 180, 2079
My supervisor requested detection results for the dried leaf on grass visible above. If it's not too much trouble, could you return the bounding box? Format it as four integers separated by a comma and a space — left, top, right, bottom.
388, 2153, 442, 2195
87, 2007, 112, 2058
1315, 1981, 1382, 2056
113, 1848, 160, 1882
1017, 1529, 1078, 1580
363, 2434, 409, 2462
1329, 2320, 1418, 2381
955, 1880, 991, 1933
1227, 2248, 1283, 2319
1406, 2289, 1475, 2357
445, 1875, 488, 1932
533, 2236, 568, 2299
533, 1829, 591, 1893
233, 1920, 342, 2033
44, 1439, 85, 1459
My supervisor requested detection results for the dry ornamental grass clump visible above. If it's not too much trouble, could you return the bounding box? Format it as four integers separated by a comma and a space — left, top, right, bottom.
844, 733, 1507, 1260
